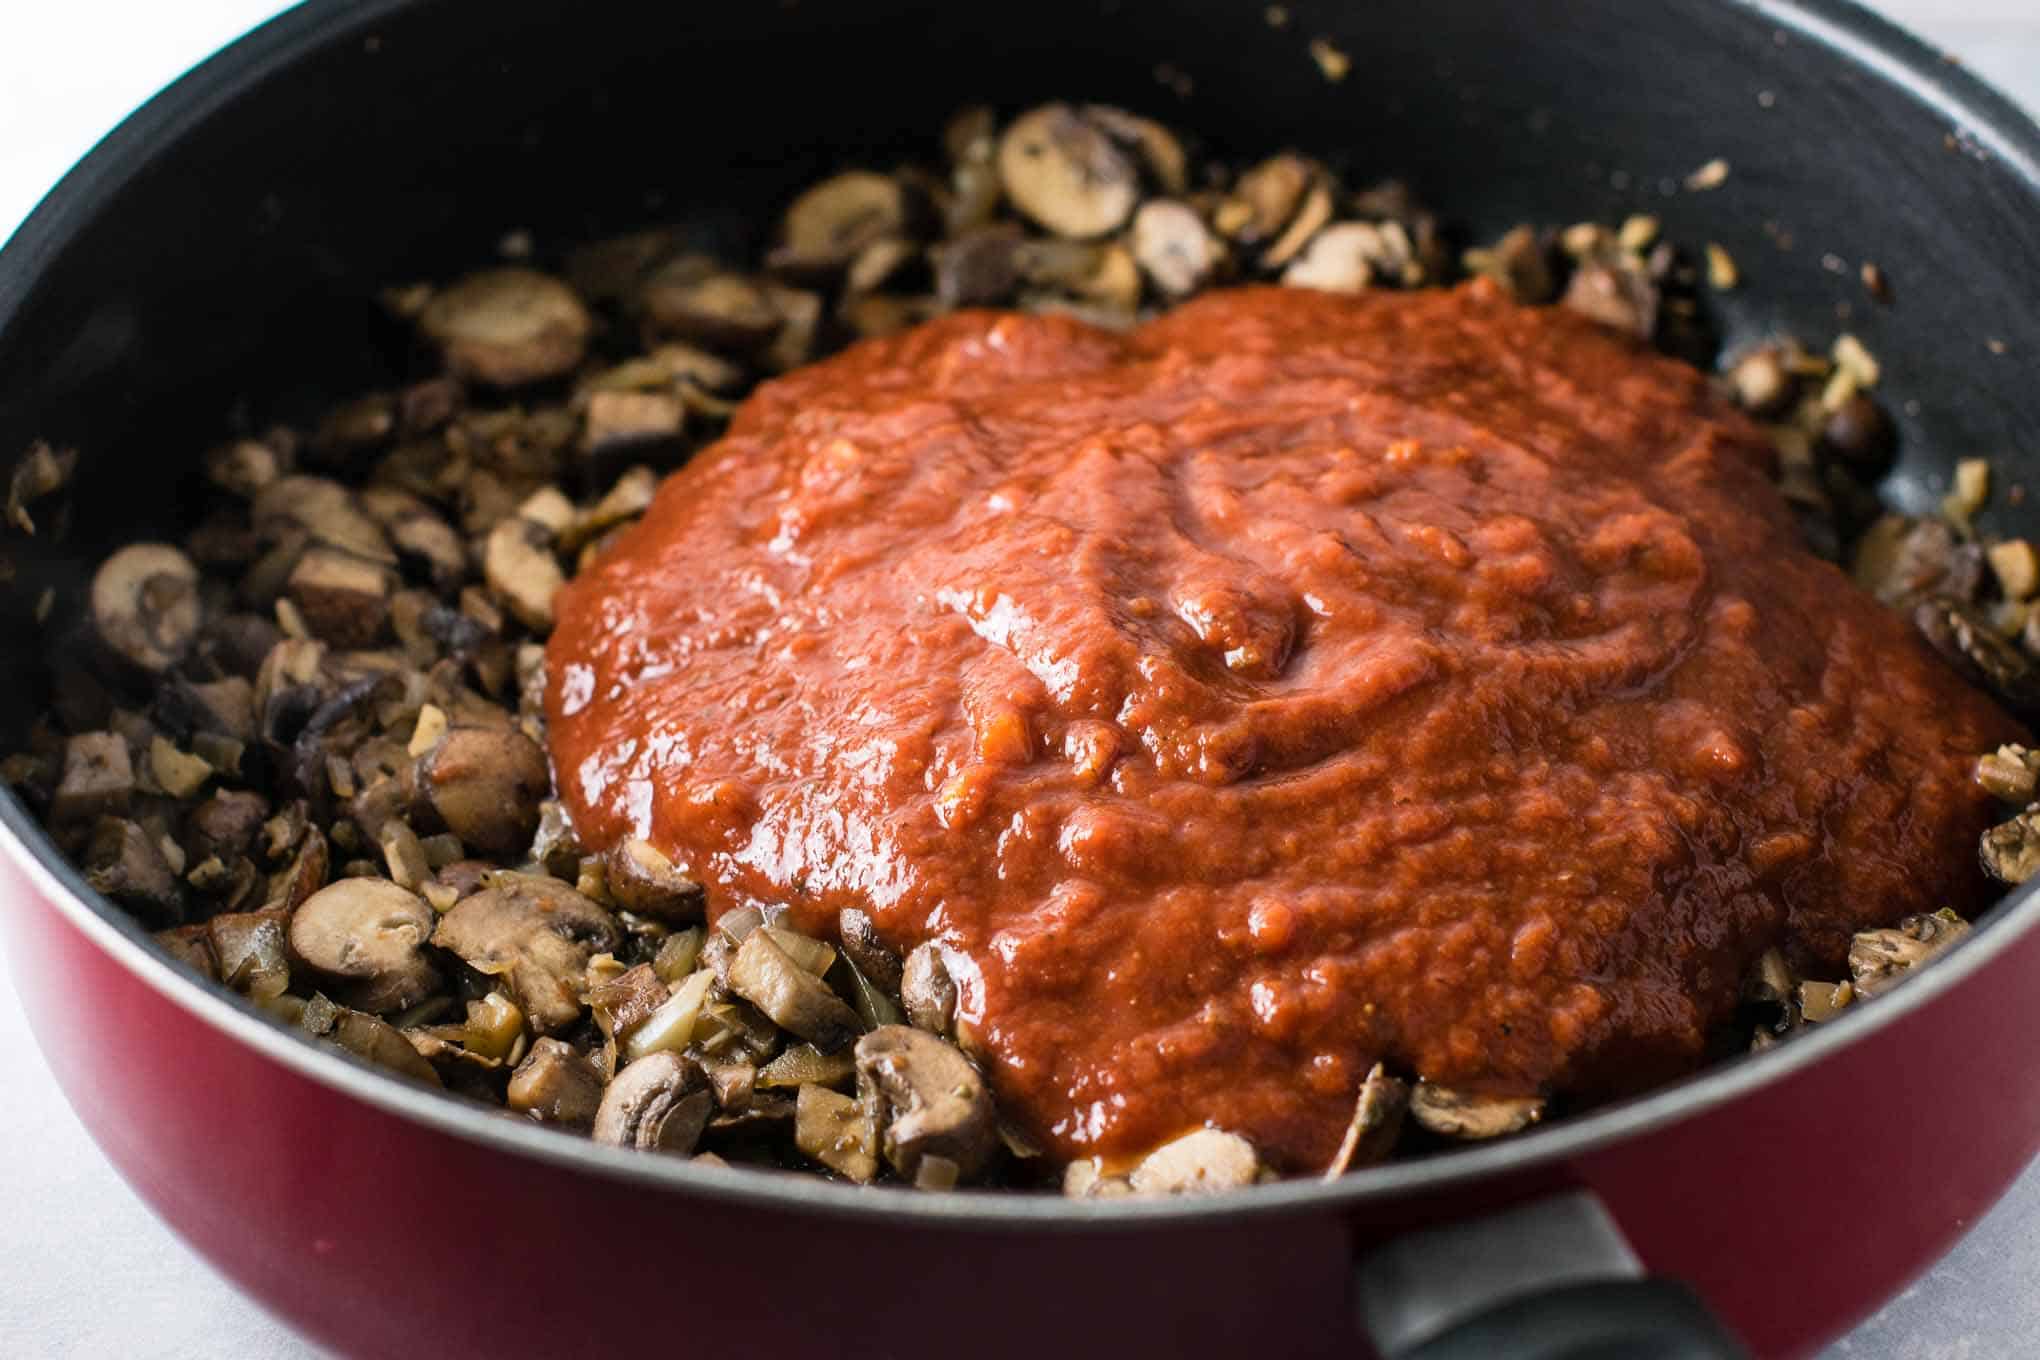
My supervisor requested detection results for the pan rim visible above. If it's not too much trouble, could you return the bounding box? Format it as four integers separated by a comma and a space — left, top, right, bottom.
3, 0, 2038, 1231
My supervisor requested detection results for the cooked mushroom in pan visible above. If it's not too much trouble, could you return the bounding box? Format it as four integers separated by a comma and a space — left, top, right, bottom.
3, 99, 2026, 1196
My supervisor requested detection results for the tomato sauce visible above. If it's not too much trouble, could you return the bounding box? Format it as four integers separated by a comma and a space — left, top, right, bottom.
547, 283, 2017, 1169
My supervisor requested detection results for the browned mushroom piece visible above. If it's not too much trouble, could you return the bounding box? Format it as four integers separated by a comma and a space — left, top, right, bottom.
900, 941, 959, 1038
208, 907, 294, 1000
1322, 1063, 1410, 1178
1225, 153, 1316, 246
792, 1082, 879, 1182
360, 488, 468, 589
1127, 1128, 1263, 1195
1913, 597, 2040, 711
594, 1051, 714, 1154
1061, 1159, 1133, 1199
1976, 744, 2040, 805
1081, 104, 1189, 195
431, 871, 623, 1034
1130, 200, 1222, 298
91, 543, 201, 674
1849, 910, 1971, 999
6, 438, 75, 533
933, 222, 1026, 308
84, 817, 184, 921
836, 907, 902, 995
287, 877, 442, 1014
418, 268, 593, 387
773, 171, 909, 274
1407, 1083, 1546, 1140
996, 104, 1140, 240
854, 1024, 997, 1182
154, 923, 219, 979
481, 514, 567, 633
252, 476, 396, 565
1260, 177, 1335, 270
415, 725, 548, 856
758, 1042, 857, 1091
1561, 249, 1660, 340
285, 545, 395, 648
604, 838, 707, 923
844, 237, 920, 296
506, 1037, 605, 1127
325, 1006, 442, 1086
589, 962, 671, 1047
1281, 222, 1384, 294
726, 930, 862, 1052
641, 272, 783, 351
51, 731, 135, 826
205, 439, 285, 500
1463, 224, 1556, 304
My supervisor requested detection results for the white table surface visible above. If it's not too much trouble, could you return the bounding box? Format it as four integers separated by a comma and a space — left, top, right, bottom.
5, 4, 2040, 1357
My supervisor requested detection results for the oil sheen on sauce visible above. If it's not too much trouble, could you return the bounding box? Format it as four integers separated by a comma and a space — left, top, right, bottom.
546, 283, 2018, 1170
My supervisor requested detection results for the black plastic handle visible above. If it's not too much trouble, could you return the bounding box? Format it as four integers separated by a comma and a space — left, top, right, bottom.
1355, 1191, 1749, 1360
1401, 1279, 1746, 1360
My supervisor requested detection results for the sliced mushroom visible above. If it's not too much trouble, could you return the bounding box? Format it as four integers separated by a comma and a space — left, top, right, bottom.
1407, 1083, 1545, 1140
604, 838, 707, 923
1224, 154, 1315, 246
792, 1082, 879, 1182
431, 872, 623, 1033
1796, 979, 1855, 1023
726, 930, 862, 1052
1128, 1128, 1262, 1195
1849, 911, 1971, 999
641, 271, 782, 351
287, 877, 442, 1014
415, 725, 548, 855
1323, 1063, 1409, 1178
1062, 1159, 1134, 1199
1982, 810, 2040, 885
51, 731, 135, 825
252, 476, 395, 565
933, 222, 1026, 308
506, 1037, 604, 1127
900, 941, 958, 1038
208, 907, 293, 1000
84, 816, 184, 921
419, 268, 593, 387
285, 545, 394, 648
758, 1042, 858, 1092
1261, 177, 1335, 271
1561, 249, 1659, 340
594, 1051, 713, 1154
854, 1024, 997, 1181
483, 514, 567, 632
1727, 347, 1796, 418
154, 923, 219, 980
1081, 104, 1189, 195
1976, 744, 2040, 805
1281, 222, 1382, 294
1463, 225, 1556, 304
836, 908, 902, 995
589, 962, 671, 1047
91, 543, 201, 674
1914, 598, 2040, 712
1131, 200, 1222, 298
996, 105, 1139, 240
774, 171, 909, 274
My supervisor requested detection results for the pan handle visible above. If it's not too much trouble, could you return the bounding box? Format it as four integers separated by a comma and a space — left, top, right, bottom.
1353, 1190, 1749, 1359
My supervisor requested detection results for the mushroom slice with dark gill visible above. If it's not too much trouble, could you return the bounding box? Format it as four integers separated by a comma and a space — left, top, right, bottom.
725, 929, 861, 1052
836, 907, 902, 995
414, 725, 550, 856
996, 104, 1140, 240
1407, 1083, 1546, 1140
418, 268, 593, 387
287, 877, 443, 1015
899, 941, 958, 1038
430, 871, 622, 1034
1127, 1128, 1264, 1195
91, 543, 201, 674
507, 1037, 604, 1128
1323, 1063, 1410, 1178
853, 1025, 997, 1183
603, 838, 706, 923
1848, 910, 1971, 999
594, 1051, 713, 1154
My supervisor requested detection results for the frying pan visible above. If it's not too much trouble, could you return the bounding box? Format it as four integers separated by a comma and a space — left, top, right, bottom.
4, 1, 2039, 1356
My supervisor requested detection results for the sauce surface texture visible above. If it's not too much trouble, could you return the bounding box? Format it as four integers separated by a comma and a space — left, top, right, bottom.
547, 283, 2016, 1169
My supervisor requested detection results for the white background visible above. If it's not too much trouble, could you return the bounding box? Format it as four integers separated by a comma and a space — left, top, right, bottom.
4, 4, 2039, 1357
